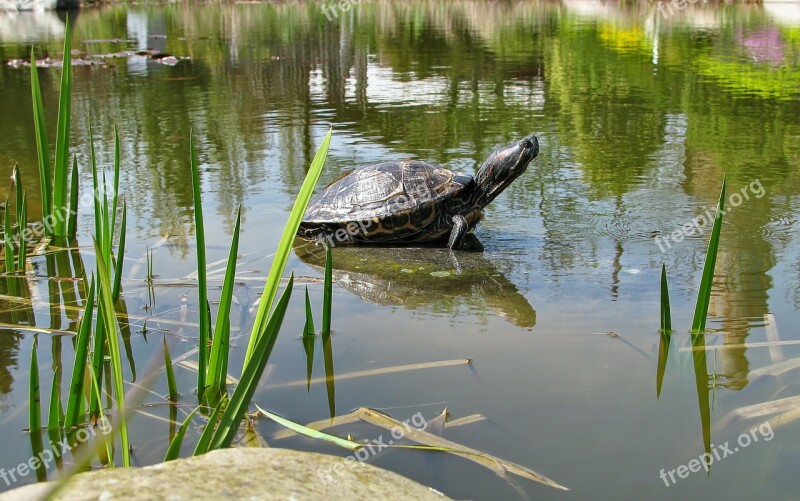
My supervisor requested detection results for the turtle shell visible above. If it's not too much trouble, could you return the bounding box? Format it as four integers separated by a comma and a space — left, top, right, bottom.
301, 160, 474, 242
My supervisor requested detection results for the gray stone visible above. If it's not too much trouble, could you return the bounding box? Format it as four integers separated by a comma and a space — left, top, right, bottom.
0, 448, 449, 500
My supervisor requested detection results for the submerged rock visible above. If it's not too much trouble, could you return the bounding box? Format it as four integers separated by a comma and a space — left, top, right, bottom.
0, 448, 448, 500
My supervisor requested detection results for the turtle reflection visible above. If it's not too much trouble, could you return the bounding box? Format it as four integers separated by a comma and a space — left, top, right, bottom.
294, 239, 536, 328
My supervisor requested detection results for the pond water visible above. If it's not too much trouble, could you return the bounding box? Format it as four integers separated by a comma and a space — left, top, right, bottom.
1, 1, 799, 499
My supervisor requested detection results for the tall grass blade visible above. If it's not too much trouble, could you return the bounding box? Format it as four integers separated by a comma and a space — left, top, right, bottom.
165, 407, 199, 461
112, 200, 127, 302
64, 278, 95, 428
207, 275, 294, 452
52, 18, 73, 238
244, 128, 331, 365
691, 179, 726, 333
188, 133, 210, 399
322, 244, 332, 337
67, 156, 79, 239
30, 49, 52, 231
207, 207, 241, 398
94, 238, 131, 467
29, 336, 40, 433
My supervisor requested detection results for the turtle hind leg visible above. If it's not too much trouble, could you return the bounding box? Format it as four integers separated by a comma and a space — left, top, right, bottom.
447, 215, 468, 249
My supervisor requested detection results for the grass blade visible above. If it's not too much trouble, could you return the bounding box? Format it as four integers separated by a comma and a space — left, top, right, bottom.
94, 237, 130, 467
691, 178, 726, 333
244, 128, 332, 365
30, 49, 52, 231
207, 275, 294, 452
254, 404, 361, 451
188, 133, 210, 399
303, 286, 316, 337
52, 18, 73, 238
165, 406, 199, 462
29, 336, 40, 434
660, 264, 671, 331
64, 278, 96, 428
207, 207, 241, 398
164, 336, 178, 402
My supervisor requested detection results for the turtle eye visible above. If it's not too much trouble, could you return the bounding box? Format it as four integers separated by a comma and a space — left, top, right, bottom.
520, 139, 533, 149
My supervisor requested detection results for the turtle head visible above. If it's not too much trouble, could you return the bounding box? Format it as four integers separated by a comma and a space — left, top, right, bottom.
474, 134, 539, 207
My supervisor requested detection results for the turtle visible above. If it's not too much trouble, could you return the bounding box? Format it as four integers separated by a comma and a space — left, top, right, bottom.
298, 134, 539, 249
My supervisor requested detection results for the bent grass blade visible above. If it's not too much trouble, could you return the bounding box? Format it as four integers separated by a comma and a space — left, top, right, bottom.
355, 407, 569, 491
254, 404, 361, 451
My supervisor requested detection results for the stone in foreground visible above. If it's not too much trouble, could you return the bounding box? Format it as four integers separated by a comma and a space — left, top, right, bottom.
0, 448, 449, 501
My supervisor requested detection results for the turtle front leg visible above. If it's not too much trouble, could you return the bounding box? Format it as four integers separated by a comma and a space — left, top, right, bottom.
447, 215, 468, 249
